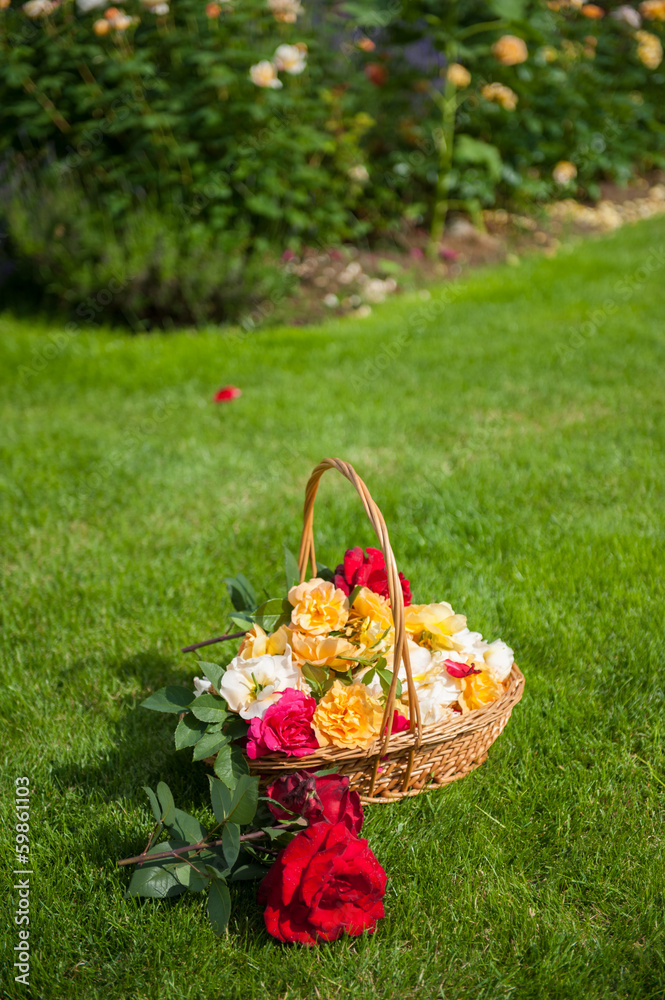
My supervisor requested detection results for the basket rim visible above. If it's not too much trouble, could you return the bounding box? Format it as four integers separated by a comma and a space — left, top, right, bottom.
247, 662, 525, 774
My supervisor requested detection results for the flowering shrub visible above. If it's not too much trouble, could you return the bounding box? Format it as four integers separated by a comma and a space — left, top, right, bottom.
1, 0, 664, 319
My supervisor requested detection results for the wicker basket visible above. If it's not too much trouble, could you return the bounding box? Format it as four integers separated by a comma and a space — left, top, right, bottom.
223, 458, 524, 803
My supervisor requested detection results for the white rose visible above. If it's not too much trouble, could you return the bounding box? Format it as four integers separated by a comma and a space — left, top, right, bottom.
274, 43, 307, 75
416, 675, 463, 724
483, 640, 514, 682
447, 627, 486, 660
193, 676, 212, 697
219, 646, 306, 719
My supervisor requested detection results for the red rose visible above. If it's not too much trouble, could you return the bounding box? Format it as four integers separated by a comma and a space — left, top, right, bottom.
266, 771, 363, 835
384, 711, 410, 735
365, 62, 388, 86
246, 689, 320, 759
258, 821, 387, 944
334, 546, 412, 606
213, 385, 241, 402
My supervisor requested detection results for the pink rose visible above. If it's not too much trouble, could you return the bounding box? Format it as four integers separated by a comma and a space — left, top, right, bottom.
246, 689, 319, 759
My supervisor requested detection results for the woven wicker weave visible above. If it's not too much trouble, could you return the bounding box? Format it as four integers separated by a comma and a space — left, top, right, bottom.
230, 458, 523, 803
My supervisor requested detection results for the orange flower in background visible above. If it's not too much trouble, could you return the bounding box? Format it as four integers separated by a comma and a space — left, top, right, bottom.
581, 3, 604, 16
206, 1, 221, 15
93, 16, 110, 32
288, 578, 349, 636
313, 681, 384, 750
481, 82, 519, 110
492, 34, 528, 66
365, 62, 388, 86
446, 63, 471, 87
460, 670, 504, 711
290, 632, 357, 671
640, 0, 665, 19
357, 36, 376, 52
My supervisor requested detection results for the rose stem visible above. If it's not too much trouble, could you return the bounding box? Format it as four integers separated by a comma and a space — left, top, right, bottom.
181, 630, 246, 654
117, 823, 295, 867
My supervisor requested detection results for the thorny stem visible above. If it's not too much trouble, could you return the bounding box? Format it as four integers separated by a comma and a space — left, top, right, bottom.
117, 821, 299, 868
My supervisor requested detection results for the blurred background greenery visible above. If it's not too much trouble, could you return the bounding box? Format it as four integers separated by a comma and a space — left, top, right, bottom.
1, 0, 664, 325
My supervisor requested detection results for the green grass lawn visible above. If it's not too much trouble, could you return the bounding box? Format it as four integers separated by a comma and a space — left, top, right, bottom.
2, 219, 665, 1000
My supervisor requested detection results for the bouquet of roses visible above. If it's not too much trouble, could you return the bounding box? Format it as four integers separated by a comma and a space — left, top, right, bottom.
126, 545, 515, 944
118, 770, 386, 945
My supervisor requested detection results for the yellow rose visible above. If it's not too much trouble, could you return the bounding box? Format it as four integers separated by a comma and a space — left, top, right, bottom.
404, 602, 467, 649
481, 81, 519, 110
288, 578, 349, 636
492, 34, 528, 66
238, 623, 290, 659
313, 681, 384, 750
641, 0, 665, 20
636, 30, 663, 67
350, 587, 393, 630
289, 631, 358, 671
460, 670, 504, 712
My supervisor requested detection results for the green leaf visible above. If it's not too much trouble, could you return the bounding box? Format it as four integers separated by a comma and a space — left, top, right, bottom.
191, 693, 228, 724
175, 715, 207, 750
141, 686, 194, 714
208, 775, 232, 823
224, 574, 257, 613
348, 584, 362, 606
224, 716, 250, 741
231, 863, 270, 881
173, 862, 208, 892
487, 0, 525, 19
213, 743, 250, 790
377, 667, 402, 700
156, 782, 176, 826
454, 135, 503, 183
226, 775, 259, 826
195, 661, 226, 691
222, 823, 240, 868
207, 877, 232, 936
230, 613, 254, 631
253, 598, 292, 633
316, 562, 335, 582
285, 547, 300, 590
128, 865, 186, 899
143, 785, 162, 824
192, 731, 231, 762
169, 808, 207, 844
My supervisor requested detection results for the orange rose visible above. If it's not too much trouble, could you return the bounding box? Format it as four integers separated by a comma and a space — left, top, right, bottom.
460, 671, 503, 711
581, 3, 604, 16
288, 578, 349, 636
350, 587, 393, 630
313, 681, 384, 749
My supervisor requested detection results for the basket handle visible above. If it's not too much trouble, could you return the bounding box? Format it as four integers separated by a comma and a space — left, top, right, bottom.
297, 458, 422, 759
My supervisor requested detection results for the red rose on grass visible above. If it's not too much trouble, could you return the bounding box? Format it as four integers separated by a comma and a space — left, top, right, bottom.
246, 689, 320, 759
334, 546, 412, 606
213, 385, 242, 402
266, 771, 363, 834
258, 821, 387, 944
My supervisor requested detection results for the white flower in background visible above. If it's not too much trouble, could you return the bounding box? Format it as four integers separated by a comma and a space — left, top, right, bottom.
482, 639, 514, 682
323, 293, 339, 308
76, 0, 105, 12
268, 0, 302, 23
220, 646, 306, 719
348, 164, 370, 183
274, 43, 307, 75
142, 0, 169, 12
23, 0, 58, 16
250, 60, 283, 89
338, 261, 363, 284
612, 4, 642, 26
193, 676, 212, 697
362, 277, 396, 304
